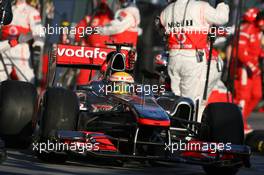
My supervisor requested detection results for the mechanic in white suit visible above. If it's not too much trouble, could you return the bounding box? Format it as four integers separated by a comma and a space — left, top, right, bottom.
0, 0, 45, 82
99, 0, 140, 48
159, 0, 229, 122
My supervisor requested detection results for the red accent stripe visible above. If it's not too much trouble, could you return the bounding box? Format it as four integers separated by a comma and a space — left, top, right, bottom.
138, 118, 170, 127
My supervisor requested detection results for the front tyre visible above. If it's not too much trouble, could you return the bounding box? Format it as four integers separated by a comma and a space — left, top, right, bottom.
36, 87, 79, 162
40, 88, 79, 139
200, 103, 244, 175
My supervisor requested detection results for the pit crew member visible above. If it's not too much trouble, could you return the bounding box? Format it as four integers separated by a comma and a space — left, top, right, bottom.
159, 0, 229, 122
98, 0, 141, 48
75, 0, 113, 47
0, 0, 45, 82
233, 8, 264, 134
75, 0, 114, 85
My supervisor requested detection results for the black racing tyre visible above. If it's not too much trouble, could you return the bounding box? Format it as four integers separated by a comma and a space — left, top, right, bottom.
40, 87, 79, 139
200, 102, 244, 144
37, 88, 78, 162
0, 80, 37, 147
200, 102, 244, 175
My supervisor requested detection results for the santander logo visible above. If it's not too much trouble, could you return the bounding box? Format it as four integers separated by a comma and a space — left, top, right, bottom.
57, 47, 108, 60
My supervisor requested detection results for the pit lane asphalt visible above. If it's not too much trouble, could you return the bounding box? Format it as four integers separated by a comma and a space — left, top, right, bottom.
0, 113, 263, 175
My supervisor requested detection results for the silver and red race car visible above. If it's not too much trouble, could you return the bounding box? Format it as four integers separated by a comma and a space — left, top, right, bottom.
0, 43, 250, 175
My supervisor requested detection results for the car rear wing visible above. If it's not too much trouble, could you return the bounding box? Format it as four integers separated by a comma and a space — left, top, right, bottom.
47, 44, 128, 87
51, 44, 119, 69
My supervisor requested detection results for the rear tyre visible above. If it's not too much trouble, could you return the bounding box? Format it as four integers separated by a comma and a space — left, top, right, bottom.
36, 87, 79, 163
0, 80, 37, 148
200, 103, 244, 175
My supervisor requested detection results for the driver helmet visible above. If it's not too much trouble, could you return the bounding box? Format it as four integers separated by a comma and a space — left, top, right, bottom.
243, 8, 260, 23
109, 72, 134, 94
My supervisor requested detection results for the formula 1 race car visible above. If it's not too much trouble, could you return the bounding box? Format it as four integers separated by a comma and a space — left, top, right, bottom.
0, 43, 250, 175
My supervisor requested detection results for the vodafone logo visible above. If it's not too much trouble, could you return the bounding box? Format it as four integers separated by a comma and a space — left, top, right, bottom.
57, 47, 108, 60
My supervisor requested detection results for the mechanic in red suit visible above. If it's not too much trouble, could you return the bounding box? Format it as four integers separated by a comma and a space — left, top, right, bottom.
98, 0, 140, 77
75, 0, 114, 85
98, 0, 140, 48
234, 8, 264, 134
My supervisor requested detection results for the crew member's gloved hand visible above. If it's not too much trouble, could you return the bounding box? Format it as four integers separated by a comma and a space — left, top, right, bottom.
246, 62, 261, 76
